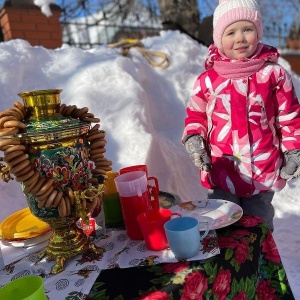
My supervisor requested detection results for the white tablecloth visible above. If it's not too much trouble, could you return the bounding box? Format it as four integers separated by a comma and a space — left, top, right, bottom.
0, 228, 219, 299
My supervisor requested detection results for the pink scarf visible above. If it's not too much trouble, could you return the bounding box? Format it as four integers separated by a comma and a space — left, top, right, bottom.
205, 43, 280, 79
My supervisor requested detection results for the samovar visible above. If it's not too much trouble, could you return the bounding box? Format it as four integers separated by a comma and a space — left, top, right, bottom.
0, 89, 112, 274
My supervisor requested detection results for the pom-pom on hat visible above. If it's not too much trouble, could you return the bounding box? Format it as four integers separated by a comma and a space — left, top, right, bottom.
213, 0, 263, 51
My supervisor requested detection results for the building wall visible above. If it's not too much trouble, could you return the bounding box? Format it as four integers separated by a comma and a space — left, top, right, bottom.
281, 54, 300, 76
0, 2, 62, 49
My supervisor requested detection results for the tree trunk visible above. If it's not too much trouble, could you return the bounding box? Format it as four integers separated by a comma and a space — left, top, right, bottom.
158, 0, 202, 42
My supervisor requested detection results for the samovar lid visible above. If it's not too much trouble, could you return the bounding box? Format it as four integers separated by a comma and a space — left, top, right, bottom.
16, 89, 90, 144
18, 115, 90, 144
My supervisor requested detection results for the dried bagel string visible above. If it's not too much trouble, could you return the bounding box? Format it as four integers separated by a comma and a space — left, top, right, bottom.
0, 101, 112, 222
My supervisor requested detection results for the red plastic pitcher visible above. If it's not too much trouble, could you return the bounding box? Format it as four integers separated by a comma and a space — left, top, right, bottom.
114, 171, 159, 240
119, 164, 160, 192
119, 164, 149, 175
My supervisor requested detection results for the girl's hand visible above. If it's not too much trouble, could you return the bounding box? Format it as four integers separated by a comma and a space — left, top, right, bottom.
184, 135, 212, 172
280, 150, 300, 180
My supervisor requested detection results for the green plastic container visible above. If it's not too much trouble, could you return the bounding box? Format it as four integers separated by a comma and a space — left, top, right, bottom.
0, 275, 47, 300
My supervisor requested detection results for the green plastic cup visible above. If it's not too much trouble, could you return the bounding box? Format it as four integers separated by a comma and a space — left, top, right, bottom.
0, 275, 47, 299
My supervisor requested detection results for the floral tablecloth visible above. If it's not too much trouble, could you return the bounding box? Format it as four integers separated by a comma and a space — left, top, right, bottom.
87, 215, 295, 300
0, 225, 219, 299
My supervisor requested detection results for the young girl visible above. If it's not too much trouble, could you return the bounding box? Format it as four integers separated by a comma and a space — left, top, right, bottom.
182, 0, 300, 231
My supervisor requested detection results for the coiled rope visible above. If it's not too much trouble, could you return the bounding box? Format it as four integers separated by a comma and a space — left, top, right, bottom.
108, 39, 170, 69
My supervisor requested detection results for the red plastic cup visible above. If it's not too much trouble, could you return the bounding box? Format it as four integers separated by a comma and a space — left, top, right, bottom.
137, 208, 181, 251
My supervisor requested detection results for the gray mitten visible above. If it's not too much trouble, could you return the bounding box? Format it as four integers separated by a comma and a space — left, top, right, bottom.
184, 135, 212, 171
280, 150, 300, 180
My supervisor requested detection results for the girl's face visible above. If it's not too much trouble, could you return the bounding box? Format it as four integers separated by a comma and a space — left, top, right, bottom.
221, 20, 259, 60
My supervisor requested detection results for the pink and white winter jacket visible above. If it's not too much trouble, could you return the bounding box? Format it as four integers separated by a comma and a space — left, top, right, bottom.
183, 43, 300, 197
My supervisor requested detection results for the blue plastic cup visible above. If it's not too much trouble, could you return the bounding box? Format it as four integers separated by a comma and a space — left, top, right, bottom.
164, 216, 207, 258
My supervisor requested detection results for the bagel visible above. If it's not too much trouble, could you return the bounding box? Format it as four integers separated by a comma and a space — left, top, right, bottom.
0, 110, 19, 120
91, 168, 107, 175
23, 170, 40, 187
58, 197, 67, 217
13, 164, 32, 177
7, 153, 29, 168
36, 179, 54, 196
36, 185, 54, 201
82, 117, 100, 123
84, 190, 97, 198
23, 179, 37, 194
87, 197, 99, 214
87, 132, 106, 142
64, 105, 77, 116
38, 197, 48, 208
0, 116, 17, 128
93, 157, 111, 164
0, 127, 19, 137
9, 159, 30, 175
86, 128, 102, 138
90, 154, 105, 162
52, 190, 63, 208
45, 189, 58, 207
10, 108, 24, 121
70, 108, 80, 118
13, 101, 25, 112
90, 140, 106, 149
88, 177, 100, 185
4, 144, 26, 154
89, 124, 100, 132
65, 187, 75, 205
0, 138, 20, 151
4, 150, 25, 163
64, 195, 71, 216
89, 148, 106, 156
99, 165, 112, 171
15, 169, 34, 182
94, 162, 112, 169
80, 112, 94, 118
58, 103, 67, 114
74, 107, 89, 118
3, 120, 26, 130
30, 177, 46, 195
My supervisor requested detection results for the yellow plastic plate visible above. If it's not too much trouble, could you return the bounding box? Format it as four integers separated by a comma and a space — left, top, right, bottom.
0, 207, 51, 240
1, 231, 52, 248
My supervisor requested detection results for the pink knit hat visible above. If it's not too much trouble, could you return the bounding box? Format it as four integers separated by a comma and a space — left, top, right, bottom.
213, 0, 263, 51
